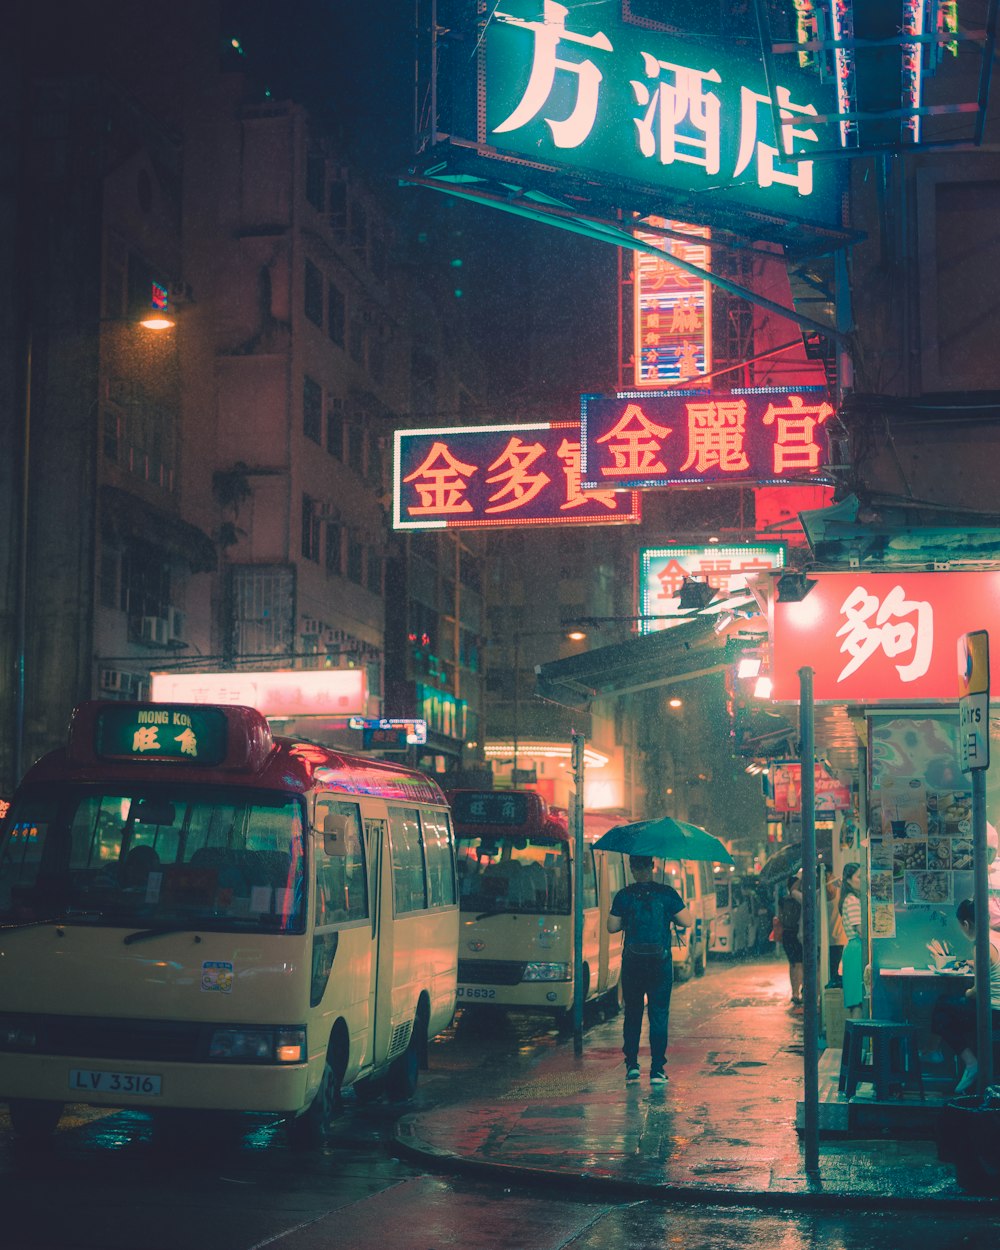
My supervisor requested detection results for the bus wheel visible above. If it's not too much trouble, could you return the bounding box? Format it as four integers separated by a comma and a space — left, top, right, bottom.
288, 1034, 347, 1149
387, 1011, 426, 1101
8, 1099, 63, 1141
601, 980, 623, 1019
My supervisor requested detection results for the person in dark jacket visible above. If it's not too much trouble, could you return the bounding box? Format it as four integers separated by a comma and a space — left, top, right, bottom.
607, 855, 692, 1085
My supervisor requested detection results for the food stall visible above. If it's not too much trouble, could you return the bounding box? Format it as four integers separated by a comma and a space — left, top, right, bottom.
767, 571, 999, 1087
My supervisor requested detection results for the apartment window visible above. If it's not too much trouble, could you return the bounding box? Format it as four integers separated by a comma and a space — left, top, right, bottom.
303, 375, 322, 443
305, 149, 325, 212
327, 282, 345, 347
231, 564, 295, 655
369, 332, 386, 383
327, 398, 344, 459
302, 495, 321, 562
325, 522, 343, 575
304, 259, 323, 327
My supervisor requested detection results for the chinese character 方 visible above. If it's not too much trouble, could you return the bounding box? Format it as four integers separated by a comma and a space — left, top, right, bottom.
835, 585, 934, 684
494, 1, 613, 148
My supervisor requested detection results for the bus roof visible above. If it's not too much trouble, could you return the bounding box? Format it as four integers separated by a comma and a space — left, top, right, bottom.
17, 701, 448, 806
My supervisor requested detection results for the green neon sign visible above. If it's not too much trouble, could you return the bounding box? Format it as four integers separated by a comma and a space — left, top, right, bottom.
484, 2, 841, 228
95, 706, 228, 765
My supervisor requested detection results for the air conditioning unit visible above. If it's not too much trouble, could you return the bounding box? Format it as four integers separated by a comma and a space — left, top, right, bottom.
140, 616, 169, 645
99, 669, 126, 693
168, 607, 186, 642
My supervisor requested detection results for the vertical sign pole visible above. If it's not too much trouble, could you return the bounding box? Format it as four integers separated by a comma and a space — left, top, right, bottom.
799, 666, 820, 1176
572, 729, 586, 1057
958, 629, 992, 1094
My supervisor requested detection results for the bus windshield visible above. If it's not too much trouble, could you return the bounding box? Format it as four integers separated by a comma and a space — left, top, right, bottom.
0, 784, 307, 934
456, 833, 570, 915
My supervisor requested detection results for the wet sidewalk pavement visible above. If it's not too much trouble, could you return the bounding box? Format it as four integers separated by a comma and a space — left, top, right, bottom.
395, 956, 994, 1209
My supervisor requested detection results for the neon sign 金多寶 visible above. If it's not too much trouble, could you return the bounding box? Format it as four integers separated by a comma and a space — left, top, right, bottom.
393, 422, 641, 530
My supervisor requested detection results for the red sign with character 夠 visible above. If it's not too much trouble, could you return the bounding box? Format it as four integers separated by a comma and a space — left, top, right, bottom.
393, 422, 641, 530
770, 571, 1000, 703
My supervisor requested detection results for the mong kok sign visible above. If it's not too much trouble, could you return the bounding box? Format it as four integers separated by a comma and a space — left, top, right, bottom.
484, 1, 842, 229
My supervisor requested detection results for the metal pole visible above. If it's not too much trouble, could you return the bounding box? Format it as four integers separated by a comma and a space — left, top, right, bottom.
799, 666, 820, 1176
857, 741, 871, 1017
512, 632, 520, 781
572, 729, 585, 1056
971, 767, 994, 1092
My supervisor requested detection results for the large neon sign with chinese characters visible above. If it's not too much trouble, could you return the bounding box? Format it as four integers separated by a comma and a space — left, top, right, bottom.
393, 422, 641, 530
484, 1, 842, 229
634, 219, 711, 386
581, 387, 833, 489
640, 544, 785, 632
769, 571, 1000, 703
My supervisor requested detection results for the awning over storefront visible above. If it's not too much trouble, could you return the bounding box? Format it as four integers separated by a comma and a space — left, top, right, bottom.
534, 615, 732, 708
101, 485, 217, 573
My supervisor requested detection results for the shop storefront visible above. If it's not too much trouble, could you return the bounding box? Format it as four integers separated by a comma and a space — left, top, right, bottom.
768, 570, 1000, 1091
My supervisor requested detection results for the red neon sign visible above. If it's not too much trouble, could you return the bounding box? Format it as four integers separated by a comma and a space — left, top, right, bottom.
581, 388, 834, 488
393, 422, 641, 530
770, 571, 1000, 702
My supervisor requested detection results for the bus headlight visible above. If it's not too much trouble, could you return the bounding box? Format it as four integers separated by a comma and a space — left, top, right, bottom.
522, 962, 571, 982
208, 1026, 306, 1062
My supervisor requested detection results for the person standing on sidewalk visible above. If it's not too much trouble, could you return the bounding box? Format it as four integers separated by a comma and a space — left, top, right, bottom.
779, 873, 804, 1007
838, 862, 864, 1019
607, 855, 691, 1085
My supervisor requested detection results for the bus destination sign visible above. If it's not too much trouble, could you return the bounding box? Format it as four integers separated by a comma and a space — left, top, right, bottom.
96, 705, 228, 766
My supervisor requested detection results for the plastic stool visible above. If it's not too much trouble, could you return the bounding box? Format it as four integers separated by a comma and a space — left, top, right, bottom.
838, 1019, 924, 1100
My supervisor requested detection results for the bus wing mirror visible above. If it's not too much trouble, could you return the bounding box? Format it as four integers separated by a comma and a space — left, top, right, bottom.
321, 813, 350, 857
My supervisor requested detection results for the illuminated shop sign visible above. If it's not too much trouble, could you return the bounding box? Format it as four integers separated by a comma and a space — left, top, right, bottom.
485, 1, 841, 228
150, 670, 367, 718
640, 543, 785, 631
95, 705, 228, 766
348, 717, 428, 747
416, 685, 467, 739
770, 571, 1000, 703
393, 422, 641, 530
633, 219, 711, 386
581, 387, 834, 489
768, 762, 852, 813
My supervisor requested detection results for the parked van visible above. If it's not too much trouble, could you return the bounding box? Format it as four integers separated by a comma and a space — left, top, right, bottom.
710, 874, 758, 957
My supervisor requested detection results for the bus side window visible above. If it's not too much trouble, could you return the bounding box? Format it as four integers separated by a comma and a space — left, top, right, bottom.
388, 806, 427, 914
314, 801, 367, 924
422, 811, 456, 907
582, 848, 598, 909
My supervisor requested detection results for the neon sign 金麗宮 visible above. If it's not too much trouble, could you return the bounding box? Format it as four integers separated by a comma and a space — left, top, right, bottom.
639, 543, 785, 631
581, 388, 834, 489
393, 422, 640, 530
485, 1, 842, 230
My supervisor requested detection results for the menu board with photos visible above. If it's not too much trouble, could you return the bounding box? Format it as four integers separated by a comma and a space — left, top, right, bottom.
868, 715, 973, 948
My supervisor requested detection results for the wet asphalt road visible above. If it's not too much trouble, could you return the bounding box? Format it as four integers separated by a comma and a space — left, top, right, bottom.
1, 960, 997, 1250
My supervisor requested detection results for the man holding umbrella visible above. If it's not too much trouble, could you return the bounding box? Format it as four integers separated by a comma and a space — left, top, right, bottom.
607, 855, 692, 1084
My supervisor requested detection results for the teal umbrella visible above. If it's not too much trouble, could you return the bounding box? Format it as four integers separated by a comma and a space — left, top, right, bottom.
592, 815, 734, 865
